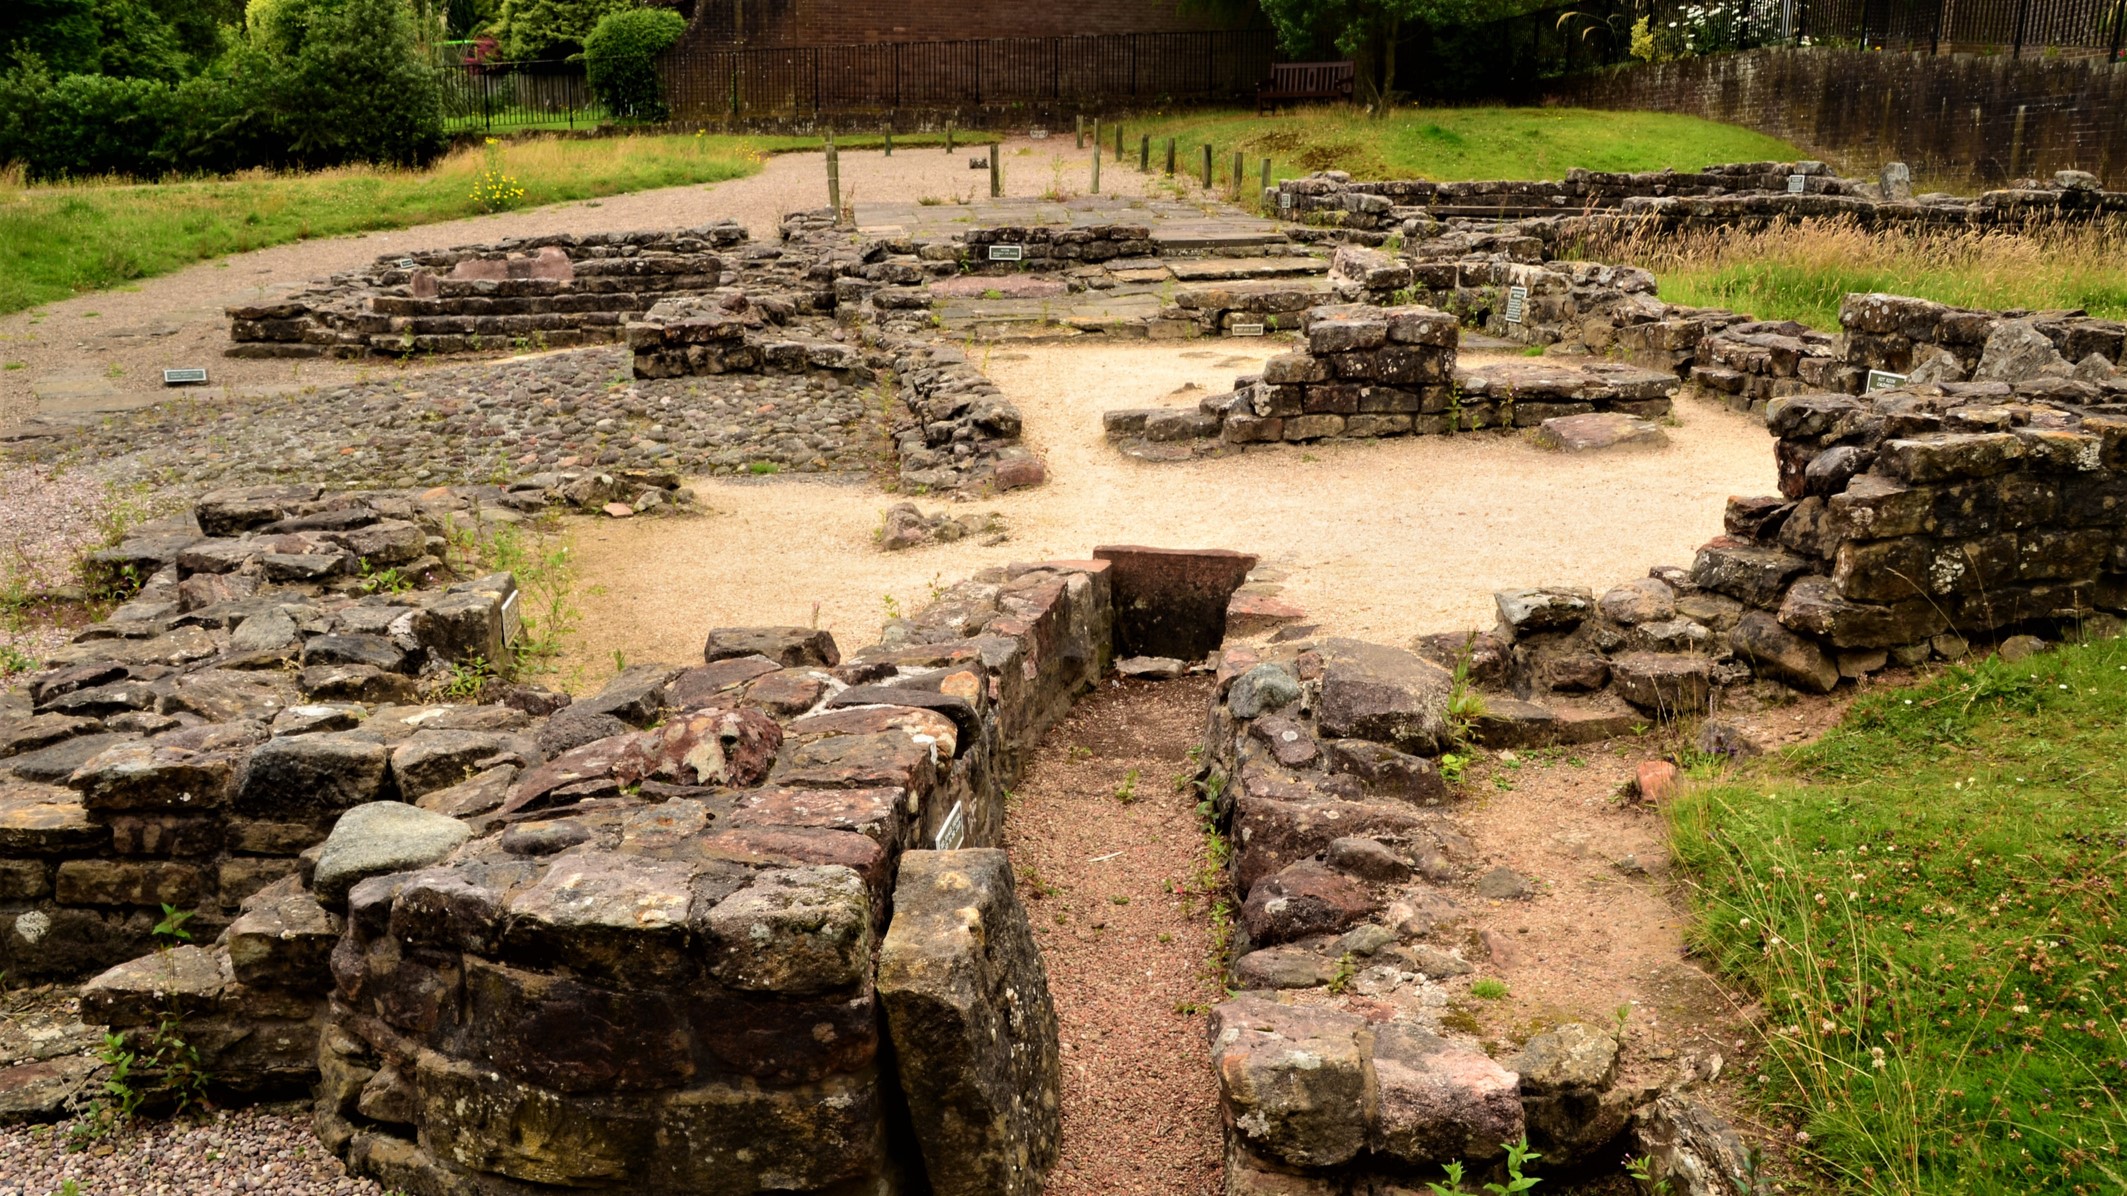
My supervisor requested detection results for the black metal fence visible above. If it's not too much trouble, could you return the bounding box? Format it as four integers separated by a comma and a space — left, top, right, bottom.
434, 58, 606, 133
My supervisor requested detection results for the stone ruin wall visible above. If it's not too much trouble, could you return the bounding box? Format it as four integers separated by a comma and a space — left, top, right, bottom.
1102, 295, 1680, 458
1274, 161, 2127, 235
15, 493, 1163, 1193
226, 224, 756, 359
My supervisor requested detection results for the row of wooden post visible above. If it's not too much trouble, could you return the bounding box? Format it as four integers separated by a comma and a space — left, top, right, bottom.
826, 120, 1274, 223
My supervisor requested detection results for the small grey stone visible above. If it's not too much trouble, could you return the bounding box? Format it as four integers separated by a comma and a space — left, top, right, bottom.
1115, 656, 1187, 680
312, 801, 471, 905
1475, 866, 1531, 900
1228, 663, 1301, 719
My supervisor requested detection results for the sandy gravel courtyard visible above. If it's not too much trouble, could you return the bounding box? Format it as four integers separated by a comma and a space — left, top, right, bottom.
560, 342, 1777, 679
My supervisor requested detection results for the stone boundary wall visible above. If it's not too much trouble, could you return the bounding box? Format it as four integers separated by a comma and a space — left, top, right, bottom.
0, 485, 529, 982
227, 225, 753, 359
1101, 298, 1679, 458
889, 340, 1047, 494
1274, 161, 2127, 237
1195, 636, 1742, 1192
1839, 292, 2127, 399
1545, 47, 2127, 191
59, 548, 1123, 1193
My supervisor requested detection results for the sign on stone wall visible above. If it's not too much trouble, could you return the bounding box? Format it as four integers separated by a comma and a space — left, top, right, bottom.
1230, 323, 1266, 337
934, 800, 967, 850
1504, 285, 1528, 325
162, 368, 208, 386
988, 244, 1024, 262
1787, 174, 1807, 194
1865, 369, 1909, 392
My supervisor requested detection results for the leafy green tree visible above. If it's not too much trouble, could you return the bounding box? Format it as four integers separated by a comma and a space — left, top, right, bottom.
1, 0, 101, 73
90, 0, 189, 81
248, 0, 446, 166
583, 5, 681, 119
1255, 0, 1519, 111
495, 0, 638, 59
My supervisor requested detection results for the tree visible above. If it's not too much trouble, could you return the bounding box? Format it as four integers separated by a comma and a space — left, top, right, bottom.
250, 0, 446, 166
495, 0, 638, 59
583, 6, 682, 120
1255, 0, 1518, 111
1, 0, 102, 73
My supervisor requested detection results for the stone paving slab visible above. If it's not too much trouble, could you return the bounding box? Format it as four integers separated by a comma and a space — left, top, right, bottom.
853, 196, 1284, 248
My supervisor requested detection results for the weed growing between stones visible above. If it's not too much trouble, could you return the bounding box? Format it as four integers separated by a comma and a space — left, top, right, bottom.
1671, 637, 2127, 1194
71, 906, 212, 1145
446, 515, 584, 685
1425, 1136, 1544, 1195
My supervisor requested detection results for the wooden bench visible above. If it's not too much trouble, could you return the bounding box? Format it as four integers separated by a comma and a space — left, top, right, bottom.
1257, 61, 1354, 113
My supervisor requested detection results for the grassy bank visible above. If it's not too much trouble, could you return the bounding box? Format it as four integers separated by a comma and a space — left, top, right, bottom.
0, 130, 971, 317
1109, 106, 1803, 187
1570, 216, 2127, 329
1670, 640, 2127, 1194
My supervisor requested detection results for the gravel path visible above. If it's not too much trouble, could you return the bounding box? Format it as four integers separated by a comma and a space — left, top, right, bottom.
1003, 676, 1225, 1196
0, 1104, 381, 1196
0, 137, 1193, 430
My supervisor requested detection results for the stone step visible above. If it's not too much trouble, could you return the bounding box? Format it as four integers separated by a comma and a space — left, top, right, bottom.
1151, 224, 1291, 254
1471, 694, 1643, 748
1167, 256, 1328, 282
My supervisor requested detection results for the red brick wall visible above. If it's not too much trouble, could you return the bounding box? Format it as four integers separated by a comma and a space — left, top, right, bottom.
684, 0, 1254, 48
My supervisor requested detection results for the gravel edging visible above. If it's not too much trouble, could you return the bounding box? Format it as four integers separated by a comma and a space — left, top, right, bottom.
0, 1104, 381, 1196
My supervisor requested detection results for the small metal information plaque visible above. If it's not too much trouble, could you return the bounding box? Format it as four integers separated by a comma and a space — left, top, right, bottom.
1503, 285, 1528, 325
1865, 369, 1910, 393
987, 244, 1023, 262
1229, 323, 1266, 337
1278, 190, 1294, 210
1787, 174, 1807, 194
500, 589, 523, 646
395, 258, 417, 269
162, 368, 208, 386
934, 800, 967, 850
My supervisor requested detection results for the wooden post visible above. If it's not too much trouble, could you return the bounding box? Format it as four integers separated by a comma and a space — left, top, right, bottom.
1139, 134, 1149, 172
1232, 150, 1244, 198
1115, 122, 1123, 161
826, 138, 842, 223
945, 124, 954, 154
1093, 118, 1101, 164
1201, 143, 1212, 189
1260, 158, 1272, 209
1091, 146, 1101, 194
1164, 137, 1175, 175
883, 126, 892, 156
1075, 115, 1084, 149
990, 141, 1001, 198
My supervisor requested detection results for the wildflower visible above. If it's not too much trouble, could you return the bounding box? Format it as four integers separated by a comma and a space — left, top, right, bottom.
1870, 1046, 1886, 1070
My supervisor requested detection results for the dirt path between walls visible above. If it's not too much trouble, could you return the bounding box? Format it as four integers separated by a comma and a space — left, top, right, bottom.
1001, 674, 1225, 1196
555, 342, 1779, 686
0, 138, 1205, 430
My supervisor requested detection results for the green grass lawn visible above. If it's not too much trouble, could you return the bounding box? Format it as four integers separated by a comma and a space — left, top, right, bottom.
1670, 639, 2127, 1194
0, 130, 979, 318
1566, 217, 2127, 329
1111, 106, 1803, 186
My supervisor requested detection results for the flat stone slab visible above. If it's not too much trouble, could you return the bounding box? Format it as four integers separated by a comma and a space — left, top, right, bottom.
1533, 411, 1670, 452
1168, 256, 1328, 281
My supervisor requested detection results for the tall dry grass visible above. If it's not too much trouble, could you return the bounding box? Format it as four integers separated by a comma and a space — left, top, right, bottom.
1564, 215, 2127, 330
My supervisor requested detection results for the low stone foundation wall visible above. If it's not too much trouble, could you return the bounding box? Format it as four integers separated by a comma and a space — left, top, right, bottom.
227, 225, 751, 359
1, 485, 525, 981
1101, 303, 1677, 458
1838, 293, 2127, 401
52, 547, 1137, 1192
1273, 162, 2127, 234
889, 341, 1046, 494
1195, 636, 1730, 1193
